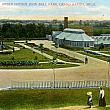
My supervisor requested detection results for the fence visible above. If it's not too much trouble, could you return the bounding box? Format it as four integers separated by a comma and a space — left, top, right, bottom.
10, 80, 110, 89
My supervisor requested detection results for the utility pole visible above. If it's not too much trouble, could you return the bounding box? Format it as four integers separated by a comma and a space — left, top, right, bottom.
52, 56, 57, 89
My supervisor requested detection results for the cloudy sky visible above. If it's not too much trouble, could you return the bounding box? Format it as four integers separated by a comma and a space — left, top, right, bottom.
0, 0, 110, 20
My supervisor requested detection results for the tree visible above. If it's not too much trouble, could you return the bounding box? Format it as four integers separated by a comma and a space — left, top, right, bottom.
46, 24, 52, 35
36, 23, 46, 38
25, 23, 37, 39
0, 25, 4, 52
35, 56, 38, 60
1, 23, 53, 40
12, 56, 14, 61
59, 23, 64, 31
39, 43, 44, 53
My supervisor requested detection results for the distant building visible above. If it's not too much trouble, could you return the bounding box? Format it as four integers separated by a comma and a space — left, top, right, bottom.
46, 35, 52, 41
53, 28, 94, 48
52, 19, 58, 24
52, 31, 62, 41
92, 34, 110, 45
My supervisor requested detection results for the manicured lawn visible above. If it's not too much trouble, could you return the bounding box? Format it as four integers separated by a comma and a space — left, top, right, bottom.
78, 51, 108, 61
27, 43, 84, 63
0, 48, 79, 69
0, 88, 109, 110
0, 48, 49, 62
43, 48, 84, 63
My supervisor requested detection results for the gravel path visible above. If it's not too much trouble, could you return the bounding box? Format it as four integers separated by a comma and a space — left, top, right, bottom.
0, 40, 109, 88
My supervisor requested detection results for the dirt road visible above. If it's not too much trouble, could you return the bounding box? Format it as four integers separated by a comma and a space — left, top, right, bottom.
43, 106, 97, 110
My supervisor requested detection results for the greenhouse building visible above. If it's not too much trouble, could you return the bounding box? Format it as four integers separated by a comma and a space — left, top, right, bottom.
54, 28, 94, 48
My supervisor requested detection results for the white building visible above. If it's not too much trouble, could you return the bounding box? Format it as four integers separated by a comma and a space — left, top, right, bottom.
54, 28, 94, 48
92, 34, 110, 45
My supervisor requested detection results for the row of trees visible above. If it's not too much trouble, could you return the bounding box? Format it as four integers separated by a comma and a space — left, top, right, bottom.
0, 23, 52, 40
1, 22, 109, 39
93, 28, 110, 36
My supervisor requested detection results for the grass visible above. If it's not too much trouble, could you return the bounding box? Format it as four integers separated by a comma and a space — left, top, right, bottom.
78, 51, 108, 61
43, 48, 84, 63
3, 42, 23, 49
0, 44, 79, 69
60, 45, 84, 51
27, 43, 84, 63
0, 48, 49, 62
90, 46, 110, 51
0, 88, 109, 110
97, 107, 110, 110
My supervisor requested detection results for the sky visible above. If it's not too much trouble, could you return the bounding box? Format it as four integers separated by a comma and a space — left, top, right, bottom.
0, 0, 110, 20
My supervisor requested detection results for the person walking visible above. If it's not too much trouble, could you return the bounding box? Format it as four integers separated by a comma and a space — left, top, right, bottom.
99, 87, 106, 107
85, 56, 88, 64
87, 92, 93, 108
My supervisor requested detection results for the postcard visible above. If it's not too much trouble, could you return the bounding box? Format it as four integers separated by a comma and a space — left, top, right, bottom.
0, 0, 110, 110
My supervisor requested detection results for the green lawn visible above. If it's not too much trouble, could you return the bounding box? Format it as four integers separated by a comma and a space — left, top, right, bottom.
97, 107, 110, 110
90, 46, 110, 51
60, 45, 84, 51
0, 88, 109, 110
78, 51, 108, 61
43, 48, 84, 63
0, 47, 79, 69
27, 43, 84, 63
0, 48, 49, 62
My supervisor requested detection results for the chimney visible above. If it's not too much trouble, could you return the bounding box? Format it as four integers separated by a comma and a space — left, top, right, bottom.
64, 17, 68, 29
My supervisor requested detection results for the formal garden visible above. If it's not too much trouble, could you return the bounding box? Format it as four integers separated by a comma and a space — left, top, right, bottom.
26, 43, 84, 63
27, 42, 110, 63
0, 42, 79, 69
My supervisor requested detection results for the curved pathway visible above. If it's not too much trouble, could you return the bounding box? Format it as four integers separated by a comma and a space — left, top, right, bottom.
18, 43, 82, 65
0, 40, 109, 88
